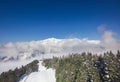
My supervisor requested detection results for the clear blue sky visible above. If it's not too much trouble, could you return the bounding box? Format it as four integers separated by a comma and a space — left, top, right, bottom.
0, 0, 120, 43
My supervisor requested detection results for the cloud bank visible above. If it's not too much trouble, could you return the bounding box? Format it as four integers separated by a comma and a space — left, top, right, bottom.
0, 30, 120, 61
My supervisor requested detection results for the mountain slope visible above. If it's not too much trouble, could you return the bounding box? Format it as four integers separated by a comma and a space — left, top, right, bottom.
1, 51, 120, 82
43, 52, 120, 82
19, 61, 56, 82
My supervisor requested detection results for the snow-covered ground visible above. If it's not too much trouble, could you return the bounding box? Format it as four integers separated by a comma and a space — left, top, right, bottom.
19, 61, 56, 82
0, 60, 33, 74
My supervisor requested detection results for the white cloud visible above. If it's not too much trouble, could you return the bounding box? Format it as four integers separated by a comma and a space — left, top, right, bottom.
0, 38, 98, 60
101, 30, 120, 50
0, 30, 120, 61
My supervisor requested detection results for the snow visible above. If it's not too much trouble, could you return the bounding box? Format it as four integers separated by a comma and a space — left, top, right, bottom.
19, 61, 56, 82
0, 60, 33, 74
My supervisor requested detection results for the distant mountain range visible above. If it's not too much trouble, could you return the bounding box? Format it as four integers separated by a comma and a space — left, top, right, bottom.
0, 38, 120, 62
0, 38, 103, 61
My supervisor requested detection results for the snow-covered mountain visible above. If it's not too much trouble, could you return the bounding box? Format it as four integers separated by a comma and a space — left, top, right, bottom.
19, 61, 56, 82
0, 36, 120, 62
0, 38, 101, 61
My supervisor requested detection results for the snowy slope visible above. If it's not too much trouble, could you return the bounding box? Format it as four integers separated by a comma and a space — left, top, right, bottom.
19, 61, 56, 82
0, 60, 34, 74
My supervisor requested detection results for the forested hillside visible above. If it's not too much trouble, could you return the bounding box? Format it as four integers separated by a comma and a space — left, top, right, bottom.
43, 51, 120, 82
0, 51, 120, 82
0, 60, 39, 82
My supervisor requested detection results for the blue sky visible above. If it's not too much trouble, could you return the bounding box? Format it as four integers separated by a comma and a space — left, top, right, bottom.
0, 0, 120, 43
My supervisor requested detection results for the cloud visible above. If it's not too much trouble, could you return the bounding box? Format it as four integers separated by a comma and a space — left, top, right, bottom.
101, 30, 120, 50
97, 24, 120, 51
0, 28, 120, 61
0, 38, 101, 60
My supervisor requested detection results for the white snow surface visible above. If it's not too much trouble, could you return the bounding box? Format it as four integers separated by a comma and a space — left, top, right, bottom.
19, 61, 56, 82
0, 60, 34, 74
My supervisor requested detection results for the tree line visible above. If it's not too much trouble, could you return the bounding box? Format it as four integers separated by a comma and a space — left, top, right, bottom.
0, 60, 39, 82
0, 51, 120, 82
43, 51, 120, 82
